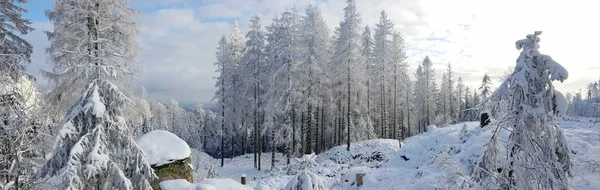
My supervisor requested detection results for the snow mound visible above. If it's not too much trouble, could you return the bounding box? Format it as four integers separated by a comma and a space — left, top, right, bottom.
211, 119, 598, 190
554, 89, 568, 117
137, 130, 191, 166
317, 139, 401, 168
190, 149, 217, 180
159, 178, 250, 190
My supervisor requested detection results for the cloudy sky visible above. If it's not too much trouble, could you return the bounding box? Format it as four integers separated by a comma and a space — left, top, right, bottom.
21, 0, 600, 107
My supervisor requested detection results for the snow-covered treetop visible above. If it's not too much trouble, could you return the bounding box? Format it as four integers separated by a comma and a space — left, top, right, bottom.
295, 153, 318, 169
136, 130, 191, 166
514, 31, 568, 82
492, 31, 569, 104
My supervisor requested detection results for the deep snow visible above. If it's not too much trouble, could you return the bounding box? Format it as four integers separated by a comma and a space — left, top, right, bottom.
137, 130, 192, 166
191, 117, 599, 190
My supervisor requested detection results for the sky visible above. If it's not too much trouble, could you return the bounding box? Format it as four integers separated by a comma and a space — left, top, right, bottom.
20, 0, 600, 107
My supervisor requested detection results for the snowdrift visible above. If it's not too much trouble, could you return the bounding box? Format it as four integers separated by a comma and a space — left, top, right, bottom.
210, 119, 599, 190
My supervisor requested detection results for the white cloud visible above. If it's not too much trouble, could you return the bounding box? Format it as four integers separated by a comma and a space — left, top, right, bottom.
24, 0, 600, 105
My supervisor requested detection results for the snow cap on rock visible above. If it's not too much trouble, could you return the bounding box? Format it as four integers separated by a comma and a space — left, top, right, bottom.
137, 130, 191, 166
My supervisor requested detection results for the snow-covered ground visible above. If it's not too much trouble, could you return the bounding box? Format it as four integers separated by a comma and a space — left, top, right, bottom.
192, 117, 600, 190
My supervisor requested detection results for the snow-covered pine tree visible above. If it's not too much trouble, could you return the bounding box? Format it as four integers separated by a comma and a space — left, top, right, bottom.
476, 31, 571, 189
479, 73, 492, 100
226, 21, 246, 160
332, 0, 370, 151
446, 63, 456, 124
413, 56, 436, 133
455, 77, 464, 122
298, 4, 331, 155
42, 0, 140, 121
214, 35, 228, 167
239, 15, 266, 169
148, 100, 168, 131
390, 31, 407, 139
439, 73, 449, 125
413, 65, 425, 133
372, 10, 393, 138
0, 1, 38, 189
284, 154, 324, 190
361, 26, 374, 125
461, 86, 471, 122
34, 1, 156, 189
264, 8, 301, 169
0, 0, 33, 65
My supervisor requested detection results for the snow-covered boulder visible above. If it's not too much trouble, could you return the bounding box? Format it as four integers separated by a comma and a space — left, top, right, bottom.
137, 130, 193, 190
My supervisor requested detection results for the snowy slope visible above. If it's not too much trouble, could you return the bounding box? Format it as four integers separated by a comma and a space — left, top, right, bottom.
194, 118, 599, 190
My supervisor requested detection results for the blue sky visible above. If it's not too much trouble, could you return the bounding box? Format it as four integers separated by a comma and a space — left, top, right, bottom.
19, 0, 600, 107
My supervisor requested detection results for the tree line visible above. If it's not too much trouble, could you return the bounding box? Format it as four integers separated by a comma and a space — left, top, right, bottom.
1, 0, 596, 189
208, 0, 494, 170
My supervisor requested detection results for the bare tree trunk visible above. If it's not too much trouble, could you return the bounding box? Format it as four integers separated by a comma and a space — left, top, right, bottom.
220, 51, 226, 168
407, 91, 411, 137
290, 106, 295, 163
271, 117, 275, 170
306, 103, 312, 154
258, 112, 262, 171
315, 105, 320, 154
231, 122, 235, 160
347, 59, 351, 151
300, 112, 305, 155
393, 64, 397, 139
321, 106, 325, 152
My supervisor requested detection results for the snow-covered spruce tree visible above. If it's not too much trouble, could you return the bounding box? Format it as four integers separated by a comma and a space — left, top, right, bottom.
34, 0, 156, 189
225, 21, 246, 160
264, 8, 301, 168
42, 0, 140, 121
390, 31, 407, 139
372, 10, 393, 138
298, 4, 332, 155
413, 56, 436, 133
332, 0, 373, 151
214, 35, 229, 167
239, 15, 266, 169
455, 77, 464, 122
445, 63, 456, 124
0, 57, 40, 190
284, 154, 324, 190
361, 26, 374, 127
0, 1, 39, 189
475, 31, 571, 189
479, 73, 492, 100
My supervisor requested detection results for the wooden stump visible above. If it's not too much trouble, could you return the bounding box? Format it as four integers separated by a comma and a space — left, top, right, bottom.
480, 113, 490, 127
241, 175, 246, 185
356, 173, 365, 187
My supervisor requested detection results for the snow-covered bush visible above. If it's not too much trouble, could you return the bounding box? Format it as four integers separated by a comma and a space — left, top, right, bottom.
284, 169, 325, 190
283, 153, 325, 190
286, 153, 318, 175
459, 124, 472, 143
160, 178, 249, 190
479, 31, 571, 189
433, 153, 473, 189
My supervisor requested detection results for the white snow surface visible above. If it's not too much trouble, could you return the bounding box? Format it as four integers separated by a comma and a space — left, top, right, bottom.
136, 130, 191, 166
196, 118, 599, 190
555, 89, 568, 117
160, 178, 250, 190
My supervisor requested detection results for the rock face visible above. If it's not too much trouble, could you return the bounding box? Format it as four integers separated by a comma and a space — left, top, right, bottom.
136, 130, 193, 190
150, 157, 193, 190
